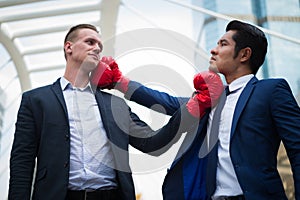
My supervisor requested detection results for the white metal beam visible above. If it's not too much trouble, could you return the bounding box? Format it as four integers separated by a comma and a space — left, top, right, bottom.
29, 64, 65, 73
0, 0, 40, 7
0, 25, 31, 91
12, 20, 100, 39
0, 1, 101, 22
99, 0, 121, 56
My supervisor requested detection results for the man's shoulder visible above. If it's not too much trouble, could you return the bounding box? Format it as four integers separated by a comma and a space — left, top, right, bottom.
254, 78, 290, 94
257, 77, 286, 85
96, 89, 127, 103
23, 79, 59, 96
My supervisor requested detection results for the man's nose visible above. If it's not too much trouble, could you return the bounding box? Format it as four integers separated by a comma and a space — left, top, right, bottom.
210, 46, 217, 55
94, 44, 102, 54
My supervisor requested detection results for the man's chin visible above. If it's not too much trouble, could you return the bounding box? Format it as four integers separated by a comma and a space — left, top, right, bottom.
81, 61, 98, 73
208, 65, 219, 73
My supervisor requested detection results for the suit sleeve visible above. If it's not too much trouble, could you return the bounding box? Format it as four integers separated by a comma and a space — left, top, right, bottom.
271, 79, 300, 198
125, 81, 189, 115
9, 92, 37, 200
128, 103, 200, 156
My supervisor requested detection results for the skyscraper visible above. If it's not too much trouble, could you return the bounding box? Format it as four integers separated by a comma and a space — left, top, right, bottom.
192, 0, 300, 94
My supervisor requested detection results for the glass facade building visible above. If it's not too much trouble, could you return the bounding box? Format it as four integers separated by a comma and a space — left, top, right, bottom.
192, 0, 300, 95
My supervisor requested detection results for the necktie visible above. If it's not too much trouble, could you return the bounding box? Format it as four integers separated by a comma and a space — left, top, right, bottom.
198, 86, 230, 158
225, 86, 231, 96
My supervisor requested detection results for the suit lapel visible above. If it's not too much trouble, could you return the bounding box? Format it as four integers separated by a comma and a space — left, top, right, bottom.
230, 76, 257, 138
94, 89, 112, 139
170, 113, 209, 169
51, 78, 68, 119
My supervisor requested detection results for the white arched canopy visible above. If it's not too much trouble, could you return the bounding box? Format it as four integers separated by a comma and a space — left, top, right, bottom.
0, 0, 120, 92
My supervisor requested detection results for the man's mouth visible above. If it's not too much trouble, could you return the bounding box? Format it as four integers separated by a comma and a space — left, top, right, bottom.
89, 54, 100, 60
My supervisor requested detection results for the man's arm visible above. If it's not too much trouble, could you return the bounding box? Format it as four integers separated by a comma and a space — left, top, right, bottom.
9, 93, 37, 200
125, 80, 188, 115
90, 56, 186, 115
271, 79, 300, 198
127, 101, 200, 155
91, 56, 223, 156
90, 56, 224, 117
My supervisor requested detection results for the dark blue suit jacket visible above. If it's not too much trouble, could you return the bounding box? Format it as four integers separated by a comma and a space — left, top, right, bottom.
9, 78, 198, 200
125, 77, 300, 200
125, 81, 209, 200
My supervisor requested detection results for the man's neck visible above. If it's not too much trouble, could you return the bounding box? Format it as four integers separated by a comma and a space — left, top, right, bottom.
63, 71, 90, 88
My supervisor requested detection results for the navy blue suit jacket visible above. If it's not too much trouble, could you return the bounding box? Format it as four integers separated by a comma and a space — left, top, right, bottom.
125, 77, 300, 200
125, 81, 209, 200
9, 78, 198, 200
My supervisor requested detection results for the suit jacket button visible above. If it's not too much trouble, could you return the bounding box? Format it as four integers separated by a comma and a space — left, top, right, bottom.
65, 134, 69, 141
64, 161, 69, 168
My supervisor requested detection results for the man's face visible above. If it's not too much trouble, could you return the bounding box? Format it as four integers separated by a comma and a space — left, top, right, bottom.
67, 28, 103, 72
209, 30, 239, 76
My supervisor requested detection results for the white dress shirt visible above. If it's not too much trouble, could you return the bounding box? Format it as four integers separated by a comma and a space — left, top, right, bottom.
60, 77, 117, 190
209, 74, 254, 198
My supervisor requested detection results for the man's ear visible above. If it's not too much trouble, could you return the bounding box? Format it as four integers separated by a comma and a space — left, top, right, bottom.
240, 47, 252, 63
64, 41, 72, 55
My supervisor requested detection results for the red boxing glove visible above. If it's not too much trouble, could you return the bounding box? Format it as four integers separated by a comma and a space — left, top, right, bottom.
90, 56, 129, 93
186, 71, 223, 118
90, 59, 114, 89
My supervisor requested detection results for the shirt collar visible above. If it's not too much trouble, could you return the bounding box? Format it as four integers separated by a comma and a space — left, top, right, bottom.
228, 74, 254, 93
60, 76, 95, 93
60, 76, 69, 91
